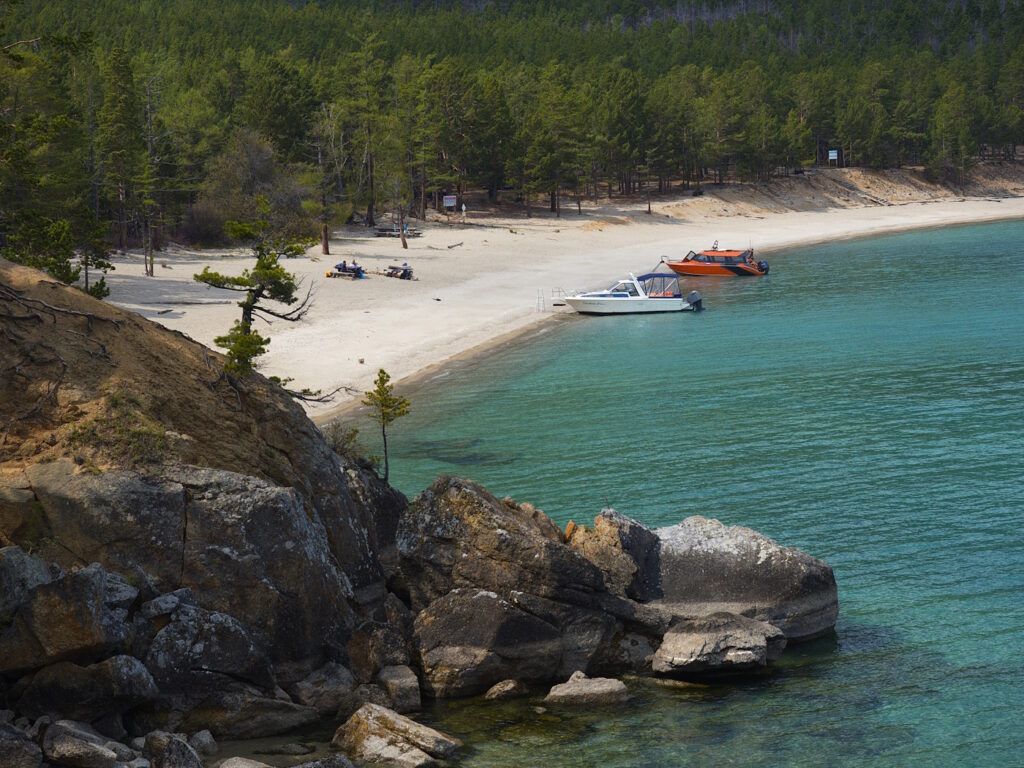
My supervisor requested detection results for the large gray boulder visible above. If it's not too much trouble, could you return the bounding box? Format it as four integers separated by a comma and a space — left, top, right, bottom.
23, 460, 357, 665
413, 589, 562, 698
0, 563, 129, 675
652, 612, 787, 677
332, 703, 461, 767
143, 603, 275, 693
652, 516, 838, 640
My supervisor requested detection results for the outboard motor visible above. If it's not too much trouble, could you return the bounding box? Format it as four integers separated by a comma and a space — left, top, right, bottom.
757, 260, 770, 274
686, 290, 703, 311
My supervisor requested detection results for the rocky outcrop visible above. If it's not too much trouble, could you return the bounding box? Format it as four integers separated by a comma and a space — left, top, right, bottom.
652, 517, 838, 640
22, 460, 357, 667
398, 479, 661, 696
395, 482, 838, 698
544, 671, 630, 705
652, 613, 787, 677
332, 703, 461, 767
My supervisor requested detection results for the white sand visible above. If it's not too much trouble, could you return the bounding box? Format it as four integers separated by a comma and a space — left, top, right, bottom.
104, 174, 1024, 422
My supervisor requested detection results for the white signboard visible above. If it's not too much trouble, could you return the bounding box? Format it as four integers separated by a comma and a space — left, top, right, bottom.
828, 149, 838, 161
443, 194, 457, 208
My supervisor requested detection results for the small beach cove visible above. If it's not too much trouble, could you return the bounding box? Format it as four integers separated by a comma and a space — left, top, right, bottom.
99, 165, 1024, 423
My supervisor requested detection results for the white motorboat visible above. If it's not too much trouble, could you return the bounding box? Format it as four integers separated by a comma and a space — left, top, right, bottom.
564, 270, 702, 315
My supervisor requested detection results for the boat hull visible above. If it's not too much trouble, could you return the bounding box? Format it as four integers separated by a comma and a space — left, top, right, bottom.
564, 296, 690, 314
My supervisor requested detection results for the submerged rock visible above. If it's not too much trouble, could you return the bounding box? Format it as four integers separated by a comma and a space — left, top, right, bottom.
544, 671, 629, 705
484, 679, 529, 701
652, 612, 787, 677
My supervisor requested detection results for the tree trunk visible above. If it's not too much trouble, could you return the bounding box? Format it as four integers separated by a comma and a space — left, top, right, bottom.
366, 152, 376, 227
419, 165, 427, 219
321, 223, 330, 255
381, 422, 389, 482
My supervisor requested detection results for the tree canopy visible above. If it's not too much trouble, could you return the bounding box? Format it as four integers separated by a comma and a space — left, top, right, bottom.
3, 0, 1024, 263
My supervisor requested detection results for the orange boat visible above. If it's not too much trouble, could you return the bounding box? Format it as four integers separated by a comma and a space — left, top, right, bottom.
665, 242, 769, 277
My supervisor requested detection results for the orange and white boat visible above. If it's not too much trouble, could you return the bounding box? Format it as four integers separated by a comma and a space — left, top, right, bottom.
664, 242, 769, 277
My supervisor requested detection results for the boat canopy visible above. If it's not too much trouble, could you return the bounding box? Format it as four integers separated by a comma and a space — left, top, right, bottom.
637, 273, 681, 297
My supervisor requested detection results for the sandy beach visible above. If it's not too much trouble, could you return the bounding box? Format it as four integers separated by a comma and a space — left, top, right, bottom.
103, 167, 1024, 422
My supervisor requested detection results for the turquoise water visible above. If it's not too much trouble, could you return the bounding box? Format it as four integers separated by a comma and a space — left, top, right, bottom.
368, 220, 1024, 766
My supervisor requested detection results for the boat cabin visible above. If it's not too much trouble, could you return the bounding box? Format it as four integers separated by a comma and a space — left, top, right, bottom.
686, 248, 754, 265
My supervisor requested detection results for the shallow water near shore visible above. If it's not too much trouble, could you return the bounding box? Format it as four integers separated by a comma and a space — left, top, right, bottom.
376, 220, 1024, 767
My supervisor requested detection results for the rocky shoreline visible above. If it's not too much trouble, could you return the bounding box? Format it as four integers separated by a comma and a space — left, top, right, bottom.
1, 470, 837, 768
1, 261, 838, 767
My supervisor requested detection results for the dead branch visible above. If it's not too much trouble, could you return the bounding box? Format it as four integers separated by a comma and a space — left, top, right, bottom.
284, 383, 357, 404
0, 281, 122, 332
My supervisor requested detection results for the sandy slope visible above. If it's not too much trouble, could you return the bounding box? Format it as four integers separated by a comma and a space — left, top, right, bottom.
102, 166, 1024, 421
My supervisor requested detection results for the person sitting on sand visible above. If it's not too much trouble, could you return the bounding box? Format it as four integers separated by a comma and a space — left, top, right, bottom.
335, 260, 347, 273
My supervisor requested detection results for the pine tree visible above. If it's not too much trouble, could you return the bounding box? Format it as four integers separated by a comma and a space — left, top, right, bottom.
362, 369, 409, 483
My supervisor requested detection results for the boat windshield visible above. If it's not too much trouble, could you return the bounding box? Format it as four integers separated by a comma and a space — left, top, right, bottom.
609, 281, 639, 296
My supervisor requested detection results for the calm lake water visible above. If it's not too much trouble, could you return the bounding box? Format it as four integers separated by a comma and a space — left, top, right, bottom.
367, 220, 1024, 767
